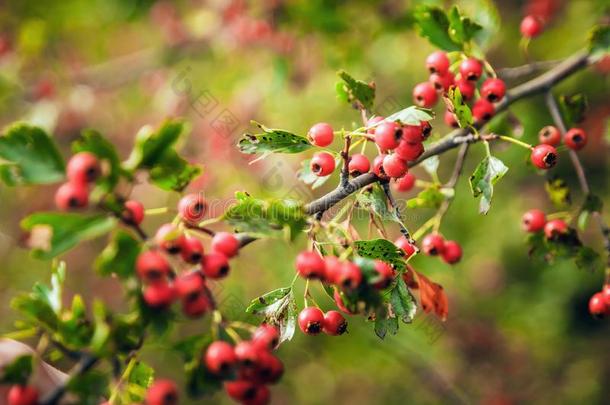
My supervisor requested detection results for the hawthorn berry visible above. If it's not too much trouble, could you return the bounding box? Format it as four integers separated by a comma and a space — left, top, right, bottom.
426, 51, 450, 75
7, 385, 38, 405
520, 15, 544, 38
323, 310, 348, 336
348, 153, 370, 176
143, 282, 175, 309
205, 341, 237, 375
522, 209, 547, 232
444, 110, 459, 128
372, 154, 388, 178
422, 233, 445, 256
413, 82, 438, 108
455, 78, 475, 101
55, 182, 89, 210
308, 122, 334, 147
382, 154, 408, 178
225, 380, 268, 404
323, 255, 342, 284
538, 126, 561, 146
395, 236, 417, 258
374, 121, 403, 150
174, 271, 205, 299
178, 193, 207, 224
481, 78, 506, 102
298, 307, 325, 335
366, 116, 385, 134
564, 128, 587, 151
402, 125, 424, 144
459, 58, 483, 81
122, 200, 144, 225
155, 223, 186, 254
333, 289, 354, 315
252, 324, 280, 351
395, 173, 416, 193
530, 144, 558, 169
254, 350, 284, 384
373, 260, 394, 289
211, 232, 240, 258
544, 219, 568, 239
588, 292, 606, 317
295, 251, 326, 279
441, 240, 462, 264
336, 261, 363, 290
67, 151, 101, 184
395, 140, 424, 162
235, 340, 261, 367
180, 236, 205, 263
420, 121, 432, 139
202, 252, 230, 279
146, 379, 179, 405
310, 152, 336, 177
182, 292, 211, 318
472, 99, 495, 124
136, 250, 171, 282
429, 71, 454, 92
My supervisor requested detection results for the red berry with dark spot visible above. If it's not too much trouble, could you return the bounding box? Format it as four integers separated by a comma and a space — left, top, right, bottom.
234, 340, 261, 367
395, 140, 424, 161
420, 121, 432, 139
180, 236, 204, 263
155, 223, 186, 254
143, 282, 175, 309
422, 233, 445, 256
459, 58, 483, 81
298, 307, 325, 335
178, 193, 207, 224
348, 153, 370, 176
323, 256, 342, 284
323, 310, 348, 336
123, 200, 144, 225
481, 78, 506, 102
205, 341, 237, 375
455, 78, 476, 101
8, 385, 38, 405
174, 271, 205, 299
588, 292, 606, 317
366, 116, 385, 134
295, 251, 325, 279
67, 151, 101, 184
337, 261, 363, 290
55, 182, 89, 210
395, 173, 416, 192
308, 122, 334, 147
256, 351, 284, 385
211, 232, 240, 258
473, 99, 495, 124
310, 152, 335, 176
564, 128, 587, 151
382, 154, 408, 178
202, 252, 230, 279
522, 209, 546, 232
444, 110, 459, 128
225, 381, 268, 404
413, 82, 438, 108
372, 154, 388, 178
402, 125, 424, 144
441, 240, 462, 264
538, 126, 561, 146
544, 219, 568, 239
146, 379, 178, 405
429, 72, 454, 92
374, 121, 403, 150
531, 144, 558, 169
426, 51, 450, 75
136, 251, 171, 282
520, 15, 544, 38
373, 260, 394, 289
395, 236, 417, 258
252, 324, 280, 351
181, 291, 211, 318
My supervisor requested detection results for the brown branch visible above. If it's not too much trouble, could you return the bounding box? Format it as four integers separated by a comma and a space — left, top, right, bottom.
498, 59, 562, 81
340, 134, 352, 187
40, 354, 98, 405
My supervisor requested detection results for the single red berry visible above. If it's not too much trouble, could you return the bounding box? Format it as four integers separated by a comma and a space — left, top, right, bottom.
310, 152, 335, 177
530, 144, 558, 169
180, 236, 204, 263
544, 219, 568, 239
472, 99, 495, 124
205, 341, 237, 375
202, 252, 230, 279
252, 324, 280, 351
373, 260, 394, 289
234, 340, 261, 367
308, 122, 334, 147
588, 292, 606, 317
211, 232, 240, 258
298, 307, 325, 335
459, 58, 483, 81
178, 193, 207, 224
225, 380, 268, 404
122, 200, 145, 225
454, 78, 475, 101
444, 110, 459, 128
520, 15, 544, 38
395, 236, 417, 258
564, 128, 587, 151
441, 240, 462, 264
323, 255, 342, 284
253, 350, 284, 384
538, 126, 561, 146
420, 121, 432, 139
395, 140, 424, 162
7, 385, 38, 405
382, 154, 408, 178
67, 151, 101, 184
522, 209, 546, 232
422, 233, 445, 256
181, 292, 211, 318
372, 154, 388, 178
136, 251, 171, 282
146, 379, 179, 405
55, 182, 89, 210
174, 271, 205, 299
336, 261, 363, 290
426, 51, 450, 75
155, 223, 186, 254
402, 125, 424, 144
481, 78, 506, 102
374, 121, 403, 150
323, 310, 348, 336
413, 82, 438, 108
366, 116, 385, 134
429, 71, 454, 92
295, 251, 326, 279
348, 153, 370, 176
395, 173, 416, 193
143, 282, 175, 309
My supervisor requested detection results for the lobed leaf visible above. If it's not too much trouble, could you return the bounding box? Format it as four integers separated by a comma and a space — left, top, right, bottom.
355, 239, 407, 272
444, 87, 473, 128
96, 230, 141, 279
413, 5, 461, 51
469, 155, 508, 214
238, 121, 312, 155
336, 70, 375, 111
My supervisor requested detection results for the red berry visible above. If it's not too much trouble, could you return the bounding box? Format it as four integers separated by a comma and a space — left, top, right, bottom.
441, 240, 462, 264
426, 51, 450, 75
298, 307, 325, 335
348, 153, 370, 176
295, 251, 325, 279
308, 122, 334, 147
444, 110, 459, 128
55, 182, 89, 210
544, 219, 568, 239
520, 15, 544, 38
366, 116, 385, 134
382, 154, 408, 178
225, 380, 267, 404
373, 260, 394, 289
181, 292, 211, 318
336, 261, 363, 290
323, 256, 342, 284
413, 82, 438, 108
180, 236, 204, 263
202, 252, 230, 279
530, 144, 558, 169
372, 154, 388, 178
395, 140, 424, 162
310, 152, 335, 176
459, 58, 483, 81
588, 292, 606, 317
155, 223, 186, 254
143, 282, 175, 309
67, 151, 100, 184
178, 193, 207, 224
538, 126, 561, 146
211, 232, 240, 258
429, 72, 454, 92
522, 209, 546, 232
234, 340, 261, 367
481, 78, 506, 102
123, 200, 145, 225
7, 385, 38, 405
323, 310, 348, 336
252, 324, 280, 351
374, 122, 403, 150
146, 379, 178, 405
472, 99, 495, 124
402, 125, 424, 144
420, 121, 432, 139
333, 289, 354, 315
136, 251, 171, 282
422, 233, 445, 256
395, 173, 416, 192
454, 78, 476, 101
395, 236, 417, 258
174, 271, 205, 299
205, 341, 237, 375
564, 128, 587, 151
254, 350, 284, 384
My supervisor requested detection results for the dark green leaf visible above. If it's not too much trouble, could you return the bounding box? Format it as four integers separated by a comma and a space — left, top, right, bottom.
413, 5, 461, 51
406, 186, 445, 209
444, 87, 473, 128
447, 6, 483, 45
238, 121, 312, 155
67, 370, 109, 405
374, 306, 398, 339
95, 230, 142, 279
148, 152, 201, 192
384, 106, 435, 126
0, 355, 33, 385
125, 361, 154, 403
335, 70, 375, 110
469, 156, 508, 214
72, 130, 124, 192
545, 177, 571, 209
588, 24, 610, 59
559, 94, 588, 127
355, 239, 406, 272
578, 193, 603, 230
390, 278, 417, 323
575, 246, 604, 273
245, 287, 292, 315
356, 184, 402, 224
12, 294, 59, 331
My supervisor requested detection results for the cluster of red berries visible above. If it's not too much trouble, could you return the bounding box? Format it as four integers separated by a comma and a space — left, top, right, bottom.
6, 384, 38, 405
54, 152, 101, 210
395, 234, 462, 265
588, 285, 610, 317
538, 125, 588, 151
298, 307, 347, 336
521, 209, 568, 239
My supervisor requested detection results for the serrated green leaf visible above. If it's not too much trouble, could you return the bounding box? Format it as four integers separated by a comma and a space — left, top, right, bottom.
355, 239, 406, 272
246, 287, 292, 314
407, 186, 445, 209
246, 287, 296, 344
447, 6, 483, 45
390, 277, 417, 323
73, 130, 124, 192
559, 94, 588, 128
96, 230, 142, 279
413, 5, 461, 51
336, 70, 375, 110
469, 156, 508, 214
588, 25, 610, 60
126, 361, 154, 403
545, 177, 571, 209
67, 370, 109, 405
0, 355, 33, 385
444, 87, 473, 128
384, 106, 435, 126
374, 306, 398, 339
238, 121, 312, 155
356, 184, 401, 224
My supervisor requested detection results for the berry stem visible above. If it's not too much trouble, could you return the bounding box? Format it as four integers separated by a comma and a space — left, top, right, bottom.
493, 135, 533, 150
145, 207, 169, 215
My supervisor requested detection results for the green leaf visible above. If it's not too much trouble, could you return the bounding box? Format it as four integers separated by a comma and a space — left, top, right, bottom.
588, 25, 610, 60
148, 152, 201, 192
0, 123, 65, 186
545, 177, 571, 209
575, 246, 604, 273
384, 106, 435, 126
297, 158, 334, 190
125, 361, 154, 403
389, 277, 417, 323
246, 287, 292, 315
447, 6, 483, 45
12, 293, 59, 331
67, 370, 109, 405
72, 130, 124, 192
238, 121, 312, 155
444, 87, 473, 128
406, 186, 445, 209
246, 287, 296, 344
578, 193, 603, 231
355, 239, 407, 272
413, 5, 461, 51
21, 213, 117, 259
469, 156, 508, 214
95, 230, 142, 279
374, 306, 398, 340
0, 355, 33, 385
335, 70, 375, 110
559, 94, 588, 127
356, 184, 402, 224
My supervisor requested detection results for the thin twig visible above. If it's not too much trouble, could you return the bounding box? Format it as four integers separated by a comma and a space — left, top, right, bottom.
380, 181, 413, 241
41, 354, 98, 405
498, 59, 562, 81
434, 143, 470, 232
340, 134, 352, 187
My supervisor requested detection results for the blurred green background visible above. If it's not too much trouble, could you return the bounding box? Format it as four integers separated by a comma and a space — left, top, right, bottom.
1, 0, 609, 404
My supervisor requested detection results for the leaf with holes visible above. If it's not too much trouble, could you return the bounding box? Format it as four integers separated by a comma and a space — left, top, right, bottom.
390, 277, 417, 323
545, 177, 571, 209
444, 87, 473, 128
559, 94, 587, 127
469, 156, 508, 214
238, 121, 312, 155
336, 70, 375, 111
355, 239, 406, 272
246, 287, 296, 344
